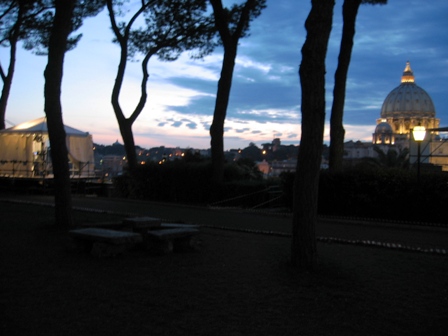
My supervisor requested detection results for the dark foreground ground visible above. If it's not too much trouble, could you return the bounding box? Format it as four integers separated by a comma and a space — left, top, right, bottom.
1, 197, 447, 335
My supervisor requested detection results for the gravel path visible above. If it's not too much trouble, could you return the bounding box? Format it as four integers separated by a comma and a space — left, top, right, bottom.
3, 194, 448, 254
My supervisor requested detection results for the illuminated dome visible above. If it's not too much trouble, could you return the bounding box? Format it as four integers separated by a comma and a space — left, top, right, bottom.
373, 121, 394, 145
381, 61, 436, 119
375, 121, 393, 134
374, 61, 439, 140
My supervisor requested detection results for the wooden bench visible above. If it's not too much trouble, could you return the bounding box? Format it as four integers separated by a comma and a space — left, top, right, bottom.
69, 228, 143, 258
145, 228, 199, 254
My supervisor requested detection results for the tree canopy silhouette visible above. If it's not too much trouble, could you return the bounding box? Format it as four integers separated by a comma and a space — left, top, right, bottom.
209, 0, 266, 184
42, 0, 103, 226
0, 0, 105, 130
106, 0, 215, 172
329, 0, 387, 172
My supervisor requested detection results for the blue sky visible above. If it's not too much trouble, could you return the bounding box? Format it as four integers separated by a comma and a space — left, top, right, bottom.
1, 0, 448, 150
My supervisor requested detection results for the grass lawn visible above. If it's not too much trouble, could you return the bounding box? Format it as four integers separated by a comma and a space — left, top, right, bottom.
1, 200, 447, 335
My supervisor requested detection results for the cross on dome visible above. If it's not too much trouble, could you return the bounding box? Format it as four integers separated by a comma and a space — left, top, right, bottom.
401, 60, 415, 83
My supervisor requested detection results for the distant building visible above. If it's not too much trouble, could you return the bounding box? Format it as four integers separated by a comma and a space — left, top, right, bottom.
256, 139, 328, 178
261, 138, 282, 152
257, 160, 270, 175
269, 159, 297, 177
343, 140, 375, 160
100, 155, 124, 179
371, 61, 448, 171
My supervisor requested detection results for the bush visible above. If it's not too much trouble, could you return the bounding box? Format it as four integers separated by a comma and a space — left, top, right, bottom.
113, 159, 269, 207
280, 168, 448, 223
114, 161, 212, 203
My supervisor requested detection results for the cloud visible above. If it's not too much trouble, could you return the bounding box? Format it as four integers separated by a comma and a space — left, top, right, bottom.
235, 128, 250, 134
201, 121, 210, 131
4, 0, 448, 151
171, 121, 182, 128
186, 121, 197, 130
232, 108, 300, 124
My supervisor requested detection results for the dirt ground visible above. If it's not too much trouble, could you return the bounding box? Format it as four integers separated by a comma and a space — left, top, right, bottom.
1, 199, 447, 335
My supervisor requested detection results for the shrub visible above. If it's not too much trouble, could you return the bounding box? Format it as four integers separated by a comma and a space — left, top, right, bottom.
113, 159, 268, 206
280, 168, 448, 223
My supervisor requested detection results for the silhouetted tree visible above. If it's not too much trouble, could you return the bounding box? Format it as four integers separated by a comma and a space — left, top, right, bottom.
43, 0, 76, 226
291, 0, 334, 270
43, 0, 103, 226
209, 0, 266, 184
328, 0, 387, 172
0, 0, 104, 130
241, 142, 262, 161
182, 149, 204, 163
0, 0, 52, 129
361, 146, 409, 169
106, 0, 214, 172
234, 157, 262, 180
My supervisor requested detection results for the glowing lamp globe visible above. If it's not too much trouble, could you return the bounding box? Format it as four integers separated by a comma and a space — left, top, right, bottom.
413, 125, 426, 142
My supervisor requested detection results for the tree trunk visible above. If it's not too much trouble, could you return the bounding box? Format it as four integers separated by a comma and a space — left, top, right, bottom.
209, 0, 259, 185
210, 46, 237, 184
106, 0, 151, 174
44, 0, 75, 227
329, 0, 361, 172
0, 3, 23, 130
119, 119, 138, 171
0, 40, 16, 130
291, 0, 334, 271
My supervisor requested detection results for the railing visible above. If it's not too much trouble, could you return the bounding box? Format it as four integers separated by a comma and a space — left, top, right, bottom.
0, 160, 96, 178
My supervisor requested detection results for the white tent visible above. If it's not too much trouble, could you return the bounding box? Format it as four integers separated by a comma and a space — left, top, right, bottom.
0, 117, 95, 178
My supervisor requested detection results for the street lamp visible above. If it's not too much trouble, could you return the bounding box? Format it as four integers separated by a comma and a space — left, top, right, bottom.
412, 125, 426, 182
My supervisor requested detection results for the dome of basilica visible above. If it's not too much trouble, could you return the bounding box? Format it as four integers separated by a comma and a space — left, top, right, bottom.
375, 61, 439, 139
380, 61, 436, 119
375, 121, 393, 134
373, 121, 394, 145
368, 62, 448, 172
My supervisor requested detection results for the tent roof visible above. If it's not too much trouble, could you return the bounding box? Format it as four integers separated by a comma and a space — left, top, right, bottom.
0, 117, 90, 137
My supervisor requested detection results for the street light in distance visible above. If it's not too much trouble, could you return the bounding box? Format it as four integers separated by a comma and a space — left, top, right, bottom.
412, 124, 426, 182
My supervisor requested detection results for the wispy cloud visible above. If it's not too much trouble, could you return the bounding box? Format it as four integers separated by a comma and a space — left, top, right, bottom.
3, 0, 448, 150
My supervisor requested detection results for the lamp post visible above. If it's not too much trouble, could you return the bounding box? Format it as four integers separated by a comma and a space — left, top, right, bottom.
412, 125, 426, 182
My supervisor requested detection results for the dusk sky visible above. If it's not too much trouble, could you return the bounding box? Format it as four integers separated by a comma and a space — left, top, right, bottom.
2, 0, 447, 150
